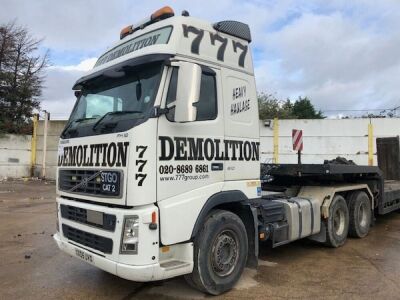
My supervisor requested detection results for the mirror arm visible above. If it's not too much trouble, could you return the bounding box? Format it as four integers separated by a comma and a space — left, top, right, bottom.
74, 90, 82, 98
151, 105, 169, 118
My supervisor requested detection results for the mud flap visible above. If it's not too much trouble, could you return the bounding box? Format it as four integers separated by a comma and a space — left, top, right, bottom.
307, 221, 327, 243
246, 205, 259, 268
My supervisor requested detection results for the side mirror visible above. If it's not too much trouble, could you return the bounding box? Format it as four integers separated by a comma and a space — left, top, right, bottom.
174, 62, 201, 122
74, 90, 82, 98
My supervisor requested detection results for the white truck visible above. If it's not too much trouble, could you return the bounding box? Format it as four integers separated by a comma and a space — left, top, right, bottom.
54, 7, 400, 295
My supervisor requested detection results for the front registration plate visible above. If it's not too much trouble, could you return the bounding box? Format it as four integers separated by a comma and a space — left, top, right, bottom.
75, 248, 94, 263
87, 210, 103, 226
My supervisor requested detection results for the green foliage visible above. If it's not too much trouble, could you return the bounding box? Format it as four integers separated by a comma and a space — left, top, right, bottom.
0, 21, 49, 134
257, 93, 292, 119
258, 93, 324, 120
292, 97, 324, 119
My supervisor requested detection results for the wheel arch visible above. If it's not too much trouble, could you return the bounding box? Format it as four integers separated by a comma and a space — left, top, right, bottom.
345, 188, 373, 201
334, 188, 374, 213
319, 185, 374, 218
190, 190, 259, 268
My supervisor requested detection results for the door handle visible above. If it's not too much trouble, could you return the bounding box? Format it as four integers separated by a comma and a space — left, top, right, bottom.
211, 163, 223, 171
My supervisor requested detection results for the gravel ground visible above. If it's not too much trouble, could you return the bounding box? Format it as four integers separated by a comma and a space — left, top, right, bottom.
1, 180, 400, 299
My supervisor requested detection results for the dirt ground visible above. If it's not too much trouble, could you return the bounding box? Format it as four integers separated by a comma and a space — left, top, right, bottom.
1, 181, 400, 300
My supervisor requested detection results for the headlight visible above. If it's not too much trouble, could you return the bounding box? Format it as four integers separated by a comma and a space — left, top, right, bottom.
120, 216, 139, 254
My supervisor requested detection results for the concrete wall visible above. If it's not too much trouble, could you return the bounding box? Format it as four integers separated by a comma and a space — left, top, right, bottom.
1, 118, 400, 179
0, 134, 32, 178
259, 118, 400, 165
34, 120, 67, 179
0, 120, 67, 180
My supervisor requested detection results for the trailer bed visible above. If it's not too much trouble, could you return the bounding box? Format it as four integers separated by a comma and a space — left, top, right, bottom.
261, 163, 400, 215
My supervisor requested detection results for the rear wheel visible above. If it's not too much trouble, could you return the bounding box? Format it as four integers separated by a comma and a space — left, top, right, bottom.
185, 209, 248, 295
325, 195, 349, 248
348, 191, 371, 238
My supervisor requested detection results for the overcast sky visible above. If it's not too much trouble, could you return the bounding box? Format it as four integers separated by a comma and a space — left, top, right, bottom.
1, 0, 399, 119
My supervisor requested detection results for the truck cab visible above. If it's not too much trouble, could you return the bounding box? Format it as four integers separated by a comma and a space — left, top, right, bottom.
54, 7, 385, 295
54, 7, 261, 294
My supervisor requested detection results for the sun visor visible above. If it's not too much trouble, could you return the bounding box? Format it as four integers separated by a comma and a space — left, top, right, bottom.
72, 54, 173, 90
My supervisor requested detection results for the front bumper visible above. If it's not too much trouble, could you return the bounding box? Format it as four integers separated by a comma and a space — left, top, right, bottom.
55, 196, 193, 282
54, 232, 158, 281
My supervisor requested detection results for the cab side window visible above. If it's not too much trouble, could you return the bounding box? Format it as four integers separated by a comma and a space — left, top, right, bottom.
166, 67, 217, 121
165, 67, 178, 120
196, 72, 217, 121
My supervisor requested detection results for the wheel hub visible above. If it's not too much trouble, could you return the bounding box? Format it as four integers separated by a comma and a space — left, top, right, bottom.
358, 202, 368, 227
333, 209, 345, 236
211, 230, 239, 277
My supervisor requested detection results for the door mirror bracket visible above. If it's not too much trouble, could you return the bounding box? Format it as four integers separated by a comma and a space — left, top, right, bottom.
151, 106, 169, 118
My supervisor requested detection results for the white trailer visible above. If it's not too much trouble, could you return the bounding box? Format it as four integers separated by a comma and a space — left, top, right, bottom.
54, 7, 400, 295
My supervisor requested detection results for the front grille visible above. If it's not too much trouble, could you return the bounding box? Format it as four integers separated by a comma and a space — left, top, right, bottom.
60, 204, 116, 231
62, 224, 113, 254
58, 169, 121, 197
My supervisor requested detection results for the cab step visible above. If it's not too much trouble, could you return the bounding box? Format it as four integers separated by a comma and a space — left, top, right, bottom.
160, 260, 191, 271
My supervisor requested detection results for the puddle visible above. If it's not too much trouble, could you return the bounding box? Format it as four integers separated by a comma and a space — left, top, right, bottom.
146, 279, 205, 299
258, 259, 278, 267
233, 260, 278, 290
234, 268, 259, 290
143, 260, 278, 296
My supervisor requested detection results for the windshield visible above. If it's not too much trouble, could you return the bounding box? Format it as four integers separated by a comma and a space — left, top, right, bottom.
61, 62, 163, 139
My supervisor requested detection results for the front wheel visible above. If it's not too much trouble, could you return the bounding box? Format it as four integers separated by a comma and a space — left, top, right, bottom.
185, 209, 248, 295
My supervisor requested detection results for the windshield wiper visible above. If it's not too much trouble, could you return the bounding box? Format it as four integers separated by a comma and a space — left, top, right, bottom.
61, 117, 96, 138
92, 110, 142, 130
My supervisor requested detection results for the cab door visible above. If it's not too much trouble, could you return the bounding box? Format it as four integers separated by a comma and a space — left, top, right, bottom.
157, 63, 225, 201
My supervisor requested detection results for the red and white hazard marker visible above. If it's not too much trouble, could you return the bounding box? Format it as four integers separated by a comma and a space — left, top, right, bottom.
292, 129, 303, 151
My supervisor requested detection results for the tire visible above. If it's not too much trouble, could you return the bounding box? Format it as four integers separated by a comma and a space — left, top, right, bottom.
185, 209, 248, 295
324, 195, 349, 248
348, 191, 371, 238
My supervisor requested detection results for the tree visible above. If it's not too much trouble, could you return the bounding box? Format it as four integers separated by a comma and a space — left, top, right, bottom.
258, 93, 294, 119
291, 96, 324, 119
0, 21, 49, 134
258, 93, 324, 120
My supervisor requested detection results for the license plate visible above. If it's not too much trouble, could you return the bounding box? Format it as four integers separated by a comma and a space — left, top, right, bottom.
75, 248, 94, 263
87, 210, 103, 226
100, 171, 121, 196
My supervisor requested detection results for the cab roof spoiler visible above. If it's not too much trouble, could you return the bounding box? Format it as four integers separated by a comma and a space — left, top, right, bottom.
213, 20, 252, 43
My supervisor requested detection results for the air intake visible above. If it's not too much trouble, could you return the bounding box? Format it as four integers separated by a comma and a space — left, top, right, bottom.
213, 20, 252, 42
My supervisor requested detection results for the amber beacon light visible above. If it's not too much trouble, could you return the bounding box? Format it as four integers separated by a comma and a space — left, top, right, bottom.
120, 6, 175, 40
151, 6, 174, 21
